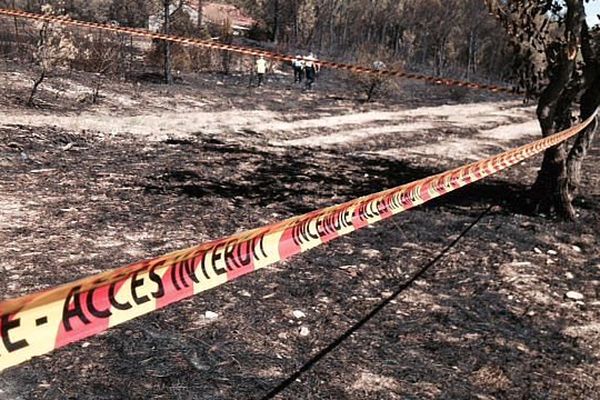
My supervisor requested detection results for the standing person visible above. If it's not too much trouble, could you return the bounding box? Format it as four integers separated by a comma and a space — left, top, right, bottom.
256, 55, 267, 87
292, 55, 304, 83
304, 53, 319, 90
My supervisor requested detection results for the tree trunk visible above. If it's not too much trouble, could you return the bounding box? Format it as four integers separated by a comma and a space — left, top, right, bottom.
529, 59, 575, 217
466, 31, 474, 80
27, 69, 45, 107
565, 118, 598, 200
565, 24, 600, 202
529, 0, 584, 219
12, 0, 19, 56
342, 17, 348, 49
393, 25, 400, 56
163, 0, 173, 85
272, 0, 280, 43
197, 0, 203, 31
128, 35, 133, 77
293, 0, 298, 43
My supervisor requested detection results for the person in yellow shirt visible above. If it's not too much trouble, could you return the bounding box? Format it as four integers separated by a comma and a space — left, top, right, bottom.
256, 55, 268, 87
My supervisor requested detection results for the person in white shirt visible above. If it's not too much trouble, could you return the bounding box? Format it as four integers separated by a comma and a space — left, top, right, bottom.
292, 55, 305, 83
256, 55, 267, 87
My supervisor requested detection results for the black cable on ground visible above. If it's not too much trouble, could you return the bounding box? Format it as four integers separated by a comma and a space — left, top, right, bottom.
260, 205, 493, 400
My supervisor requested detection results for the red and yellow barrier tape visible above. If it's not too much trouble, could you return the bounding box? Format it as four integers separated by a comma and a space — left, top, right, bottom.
0, 109, 596, 372
0, 7, 516, 94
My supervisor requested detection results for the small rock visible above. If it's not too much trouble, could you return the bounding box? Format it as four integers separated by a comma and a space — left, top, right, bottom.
565, 291, 584, 301
565, 272, 575, 280
204, 311, 219, 320
299, 326, 310, 337
516, 344, 528, 352
546, 259, 555, 265
547, 249, 558, 255
361, 249, 381, 258
510, 261, 532, 267
533, 247, 542, 254
239, 290, 251, 297
81, 342, 90, 348
62, 142, 74, 151
292, 310, 306, 319
571, 245, 582, 253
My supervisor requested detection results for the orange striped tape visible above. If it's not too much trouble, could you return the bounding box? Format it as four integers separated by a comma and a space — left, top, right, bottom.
0, 7, 516, 94
0, 109, 596, 372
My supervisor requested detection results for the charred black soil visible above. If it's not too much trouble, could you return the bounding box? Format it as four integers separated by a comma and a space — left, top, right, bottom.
0, 65, 599, 400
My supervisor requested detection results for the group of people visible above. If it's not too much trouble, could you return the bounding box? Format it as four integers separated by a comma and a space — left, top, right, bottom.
254, 53, 321, 90
291, 53, 321, 90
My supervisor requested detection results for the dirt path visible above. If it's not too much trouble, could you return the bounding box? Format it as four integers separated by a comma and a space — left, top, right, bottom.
1, 99, 538, 161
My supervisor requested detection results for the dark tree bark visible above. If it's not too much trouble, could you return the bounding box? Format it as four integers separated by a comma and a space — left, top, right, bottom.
529, 0, 585, 219
565, 23, 600, 204
197, 0, 203, 31
28, 19, 49, 107
27, 68, 45, 106
272, 0, 279, 43
488, 0, 598, 220
163, 0, 173, 84
11, 0, 20, 56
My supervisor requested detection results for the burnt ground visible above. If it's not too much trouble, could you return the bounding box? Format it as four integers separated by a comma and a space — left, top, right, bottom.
0, 62, 599, 400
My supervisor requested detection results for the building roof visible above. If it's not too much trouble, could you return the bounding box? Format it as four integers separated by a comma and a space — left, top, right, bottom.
149, 2, 256, 33
187, 1, 256, 29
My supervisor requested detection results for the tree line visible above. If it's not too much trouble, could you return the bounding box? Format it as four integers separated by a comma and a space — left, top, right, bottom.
233, 0, 516, 81
1, 0, 516, 81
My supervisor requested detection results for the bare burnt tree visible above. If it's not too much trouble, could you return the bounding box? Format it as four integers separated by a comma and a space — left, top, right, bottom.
487, 0, 600, 219
271, 0, 279, 43
11, 0, 21, 56
197, 0, 203, 31
27, 18, 48, 106
220, 18, 233, 74
163, 0, 173, 84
